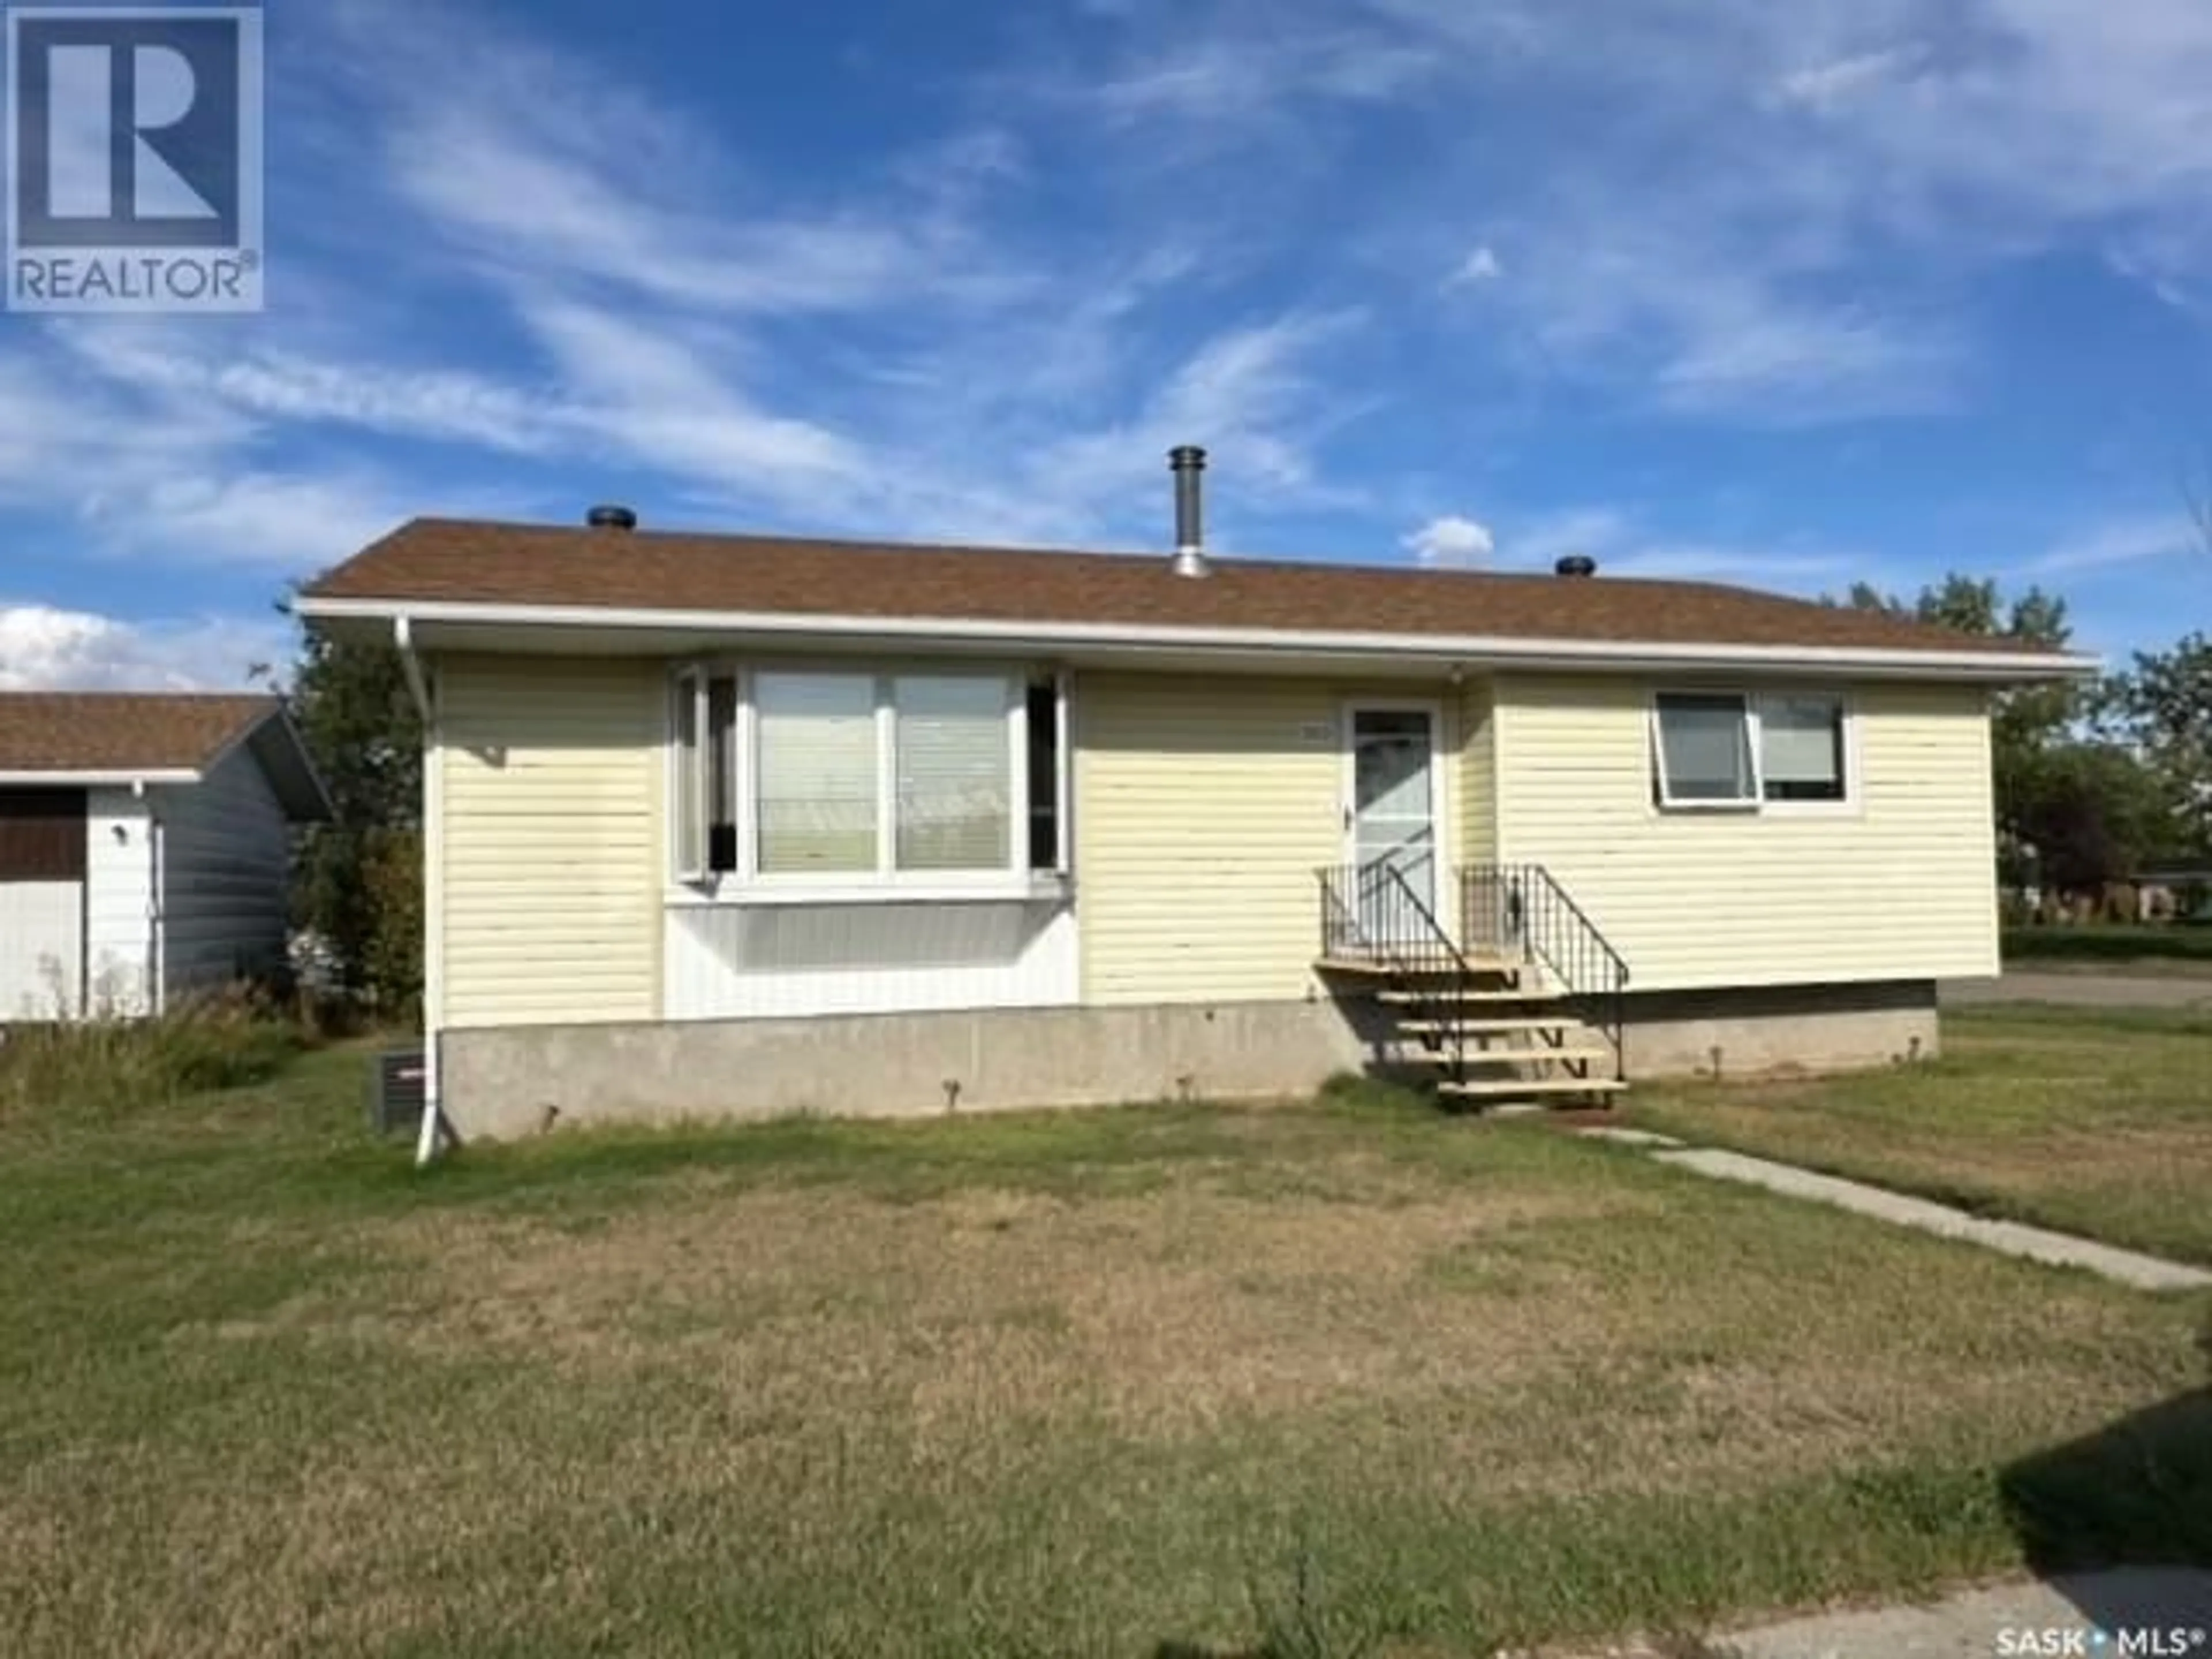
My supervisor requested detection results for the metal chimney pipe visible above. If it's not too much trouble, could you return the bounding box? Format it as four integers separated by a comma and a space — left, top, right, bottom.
1169, 446, 1209, 578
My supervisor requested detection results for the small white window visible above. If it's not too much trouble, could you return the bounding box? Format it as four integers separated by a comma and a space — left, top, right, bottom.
671, 669, 743, 882
1759, 695, 1847, 804
1653, 693, 1757, 808
706, 676, 740, 870
1027, 675, 1066, 874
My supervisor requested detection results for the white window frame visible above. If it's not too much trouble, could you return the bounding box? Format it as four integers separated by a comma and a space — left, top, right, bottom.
669, 665, 707, 882
1754, 690, 1858, 817
1051, 670, 1073, 880
1649, 689, 1857, 817
666, 660, 1071, 903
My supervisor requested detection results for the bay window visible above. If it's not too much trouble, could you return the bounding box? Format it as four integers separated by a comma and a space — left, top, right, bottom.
671, 664, 1067, 889
1652, 691, 1851, 812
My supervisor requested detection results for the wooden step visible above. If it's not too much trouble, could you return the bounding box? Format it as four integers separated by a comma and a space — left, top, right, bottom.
1438, 1077, 1630, 1100
1317, 954, 1527, 978
1377, 987, 1558, 1006
1397, 1017, 1585, 1036
1399, 1047, 1618, 1070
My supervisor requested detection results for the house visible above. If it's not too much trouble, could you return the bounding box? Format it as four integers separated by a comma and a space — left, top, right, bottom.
295, 452, 2095, 1147
0, 694, 330, 1020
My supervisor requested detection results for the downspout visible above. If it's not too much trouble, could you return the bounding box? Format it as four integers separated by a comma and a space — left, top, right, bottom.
395, 616, 444, 1168
133, 779, 164, 1018
77, 809, 90, 1021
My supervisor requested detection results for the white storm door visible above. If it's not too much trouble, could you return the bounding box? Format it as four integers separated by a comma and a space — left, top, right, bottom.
1345, 706, 1441, 942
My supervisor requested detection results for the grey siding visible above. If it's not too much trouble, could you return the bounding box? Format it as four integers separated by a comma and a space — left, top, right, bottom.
158, 745, 293, 999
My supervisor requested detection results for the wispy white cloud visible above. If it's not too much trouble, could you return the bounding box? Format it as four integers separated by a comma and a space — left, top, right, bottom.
1651, 298, 1957, 419
1772, 46, 1924, 113
94, 472, 417, 572
1446, 245, 1503, 287
325, 0, 1026, 323
2028, 513, 2199, 576
514, 298, 869, 508
0, 603, 287, 692
55, 323, 559, 454
0, 344, 429, 575
1085, 29, 1441, 124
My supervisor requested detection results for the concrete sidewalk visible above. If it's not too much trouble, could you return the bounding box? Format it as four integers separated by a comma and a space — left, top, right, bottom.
1648, 1146, 2212, 1293
1574, 1127, 2212, 1292
1702, 1567, 2212, 1658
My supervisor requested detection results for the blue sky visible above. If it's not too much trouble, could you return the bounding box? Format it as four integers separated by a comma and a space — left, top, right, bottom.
4, 0, 2211, 688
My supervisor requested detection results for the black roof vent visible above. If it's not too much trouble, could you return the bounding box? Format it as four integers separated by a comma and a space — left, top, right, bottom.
586, 505, 638, 532
1555, 555, 1598, 579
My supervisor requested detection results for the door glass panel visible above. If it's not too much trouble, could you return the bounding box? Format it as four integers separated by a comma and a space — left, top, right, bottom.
1351, 710, 1437, 940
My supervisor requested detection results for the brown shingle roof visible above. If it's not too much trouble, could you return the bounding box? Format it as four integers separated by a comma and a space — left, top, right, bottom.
303, 517, 2041, 659
0, 694, 282, 775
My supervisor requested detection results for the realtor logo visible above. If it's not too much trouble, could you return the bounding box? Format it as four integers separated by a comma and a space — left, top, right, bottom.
6, 5, 263, 312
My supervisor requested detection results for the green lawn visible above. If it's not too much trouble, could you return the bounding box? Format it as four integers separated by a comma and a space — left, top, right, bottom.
1, 1049, 2206, 1658
2003, 925, 2212, 978
1630, 1006, 2212, 1267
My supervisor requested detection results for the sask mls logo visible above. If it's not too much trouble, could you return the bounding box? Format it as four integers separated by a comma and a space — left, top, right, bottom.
6, 5, 263, 312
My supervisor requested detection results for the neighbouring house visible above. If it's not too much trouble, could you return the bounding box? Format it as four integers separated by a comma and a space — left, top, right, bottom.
0, 694, 331, 1020
295, 453, 2095, 1145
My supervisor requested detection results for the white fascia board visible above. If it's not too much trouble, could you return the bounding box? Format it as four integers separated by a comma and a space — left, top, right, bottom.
0, 768, 202, 786
291, 595, 2104, 684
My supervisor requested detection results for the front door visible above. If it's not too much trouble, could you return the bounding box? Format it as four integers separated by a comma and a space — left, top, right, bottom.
1346, 706, 1441, 944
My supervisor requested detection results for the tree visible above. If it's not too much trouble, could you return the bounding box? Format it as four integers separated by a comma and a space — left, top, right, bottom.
2104, 633, 2212, 859
286, 619, 425, 1014
2008, 741, 2174, 895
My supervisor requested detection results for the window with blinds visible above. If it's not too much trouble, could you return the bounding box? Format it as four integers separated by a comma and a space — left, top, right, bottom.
1651, 691, 1853, 813
895, 676, 1011, 872
1653, 692, 1758, 807
757, 673, 880, 875
1757, 695, 1847, 803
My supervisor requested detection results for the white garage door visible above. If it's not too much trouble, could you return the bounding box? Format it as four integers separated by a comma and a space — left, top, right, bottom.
0, 882, 83, 1021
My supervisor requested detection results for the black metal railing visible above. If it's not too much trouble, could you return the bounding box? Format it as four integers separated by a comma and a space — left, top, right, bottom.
1461, 864, 1630, 1083
1317, 862, 1480, 1082
1317, 859, 1381, 960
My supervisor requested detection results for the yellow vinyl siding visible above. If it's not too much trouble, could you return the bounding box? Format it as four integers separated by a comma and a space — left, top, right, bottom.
1077, 673, 1456, 1005
1456, 679, 1497, 867
1494, 675, 1998, 989
436, 656, 662, 1028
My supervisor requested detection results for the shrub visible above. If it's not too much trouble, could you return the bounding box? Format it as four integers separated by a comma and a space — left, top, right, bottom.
0, 987, 310, 1126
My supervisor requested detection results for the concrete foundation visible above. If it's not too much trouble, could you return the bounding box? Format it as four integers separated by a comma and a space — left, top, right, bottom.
1621, 979, 1940, 1080
439, 997, 1380, 1142
438, 980, 1939, 1141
